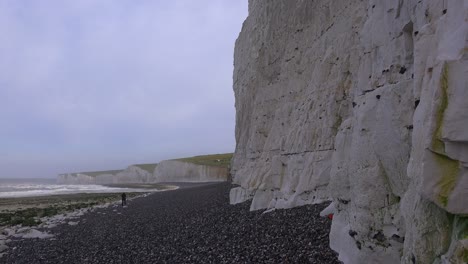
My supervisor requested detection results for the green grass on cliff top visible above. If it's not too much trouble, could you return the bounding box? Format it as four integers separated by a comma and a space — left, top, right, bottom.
175, 153, 233, 168
133, 163, 158, 172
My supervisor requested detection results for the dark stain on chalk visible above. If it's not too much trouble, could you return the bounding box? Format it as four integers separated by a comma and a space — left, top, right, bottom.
399, 66, 407, 74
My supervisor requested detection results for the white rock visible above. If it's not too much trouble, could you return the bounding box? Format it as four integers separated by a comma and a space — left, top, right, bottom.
1, 228, 15, 236
319, 202, 335, 217
231, 0, 468, 263
13, 229, 53, 239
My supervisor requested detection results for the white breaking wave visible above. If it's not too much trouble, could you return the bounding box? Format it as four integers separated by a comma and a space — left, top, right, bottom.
0, 184, 156, 198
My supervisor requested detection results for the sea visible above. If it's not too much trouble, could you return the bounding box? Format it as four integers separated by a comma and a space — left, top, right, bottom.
0, 178, 153, 198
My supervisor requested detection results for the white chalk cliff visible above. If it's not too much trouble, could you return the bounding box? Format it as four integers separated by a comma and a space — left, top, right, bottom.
58, 161, 228, 184
153, 160, 228, 183
230, 0, 467, 263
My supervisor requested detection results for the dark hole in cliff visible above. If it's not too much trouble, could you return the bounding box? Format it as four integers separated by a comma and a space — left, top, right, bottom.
411, 255, 416, 263
415, 99, 420, 109
319, 117, 322, 119
369, 75, 372, 79
414, 31, 419, 36
376, 95, 381, 99
336, 57, 339, 60
443, 9, 447, 14
352, 102, 357, 108
407, 125, 414, 130
373, 231, 386, 242
372, 5, 375, 8
411, 73, 414, 78
348, 230, 358, 238
391, 234, 405, 243
399, 66, 407, 74
356, 241, 362, 250
427, 67, 433, 73
338, 198, 350, 204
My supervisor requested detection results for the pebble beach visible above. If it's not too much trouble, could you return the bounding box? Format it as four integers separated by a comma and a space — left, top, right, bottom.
2, 182, 340, 263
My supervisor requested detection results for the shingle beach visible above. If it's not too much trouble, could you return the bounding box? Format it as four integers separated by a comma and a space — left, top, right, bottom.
3, 183, 339, 263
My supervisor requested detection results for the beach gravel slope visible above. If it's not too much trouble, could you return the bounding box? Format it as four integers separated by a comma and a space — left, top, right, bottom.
3, 183, 338, 263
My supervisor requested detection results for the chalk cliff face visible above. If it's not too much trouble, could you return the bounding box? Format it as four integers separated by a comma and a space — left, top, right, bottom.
58, 161, 228, 184
231, 0, 467, 263
153, 160, 228, 183
57, 166, 152, 184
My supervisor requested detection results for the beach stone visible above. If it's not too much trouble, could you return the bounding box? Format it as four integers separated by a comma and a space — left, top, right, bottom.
0, 245, 8, 253
2, 183, 339, 263
17, 227, 30, 233
13, 229, 53, 239
1, 229, 14, 236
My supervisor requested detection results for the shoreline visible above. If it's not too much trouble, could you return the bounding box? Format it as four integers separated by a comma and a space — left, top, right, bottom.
1, 182, 340, 263
0, 183, 178, 227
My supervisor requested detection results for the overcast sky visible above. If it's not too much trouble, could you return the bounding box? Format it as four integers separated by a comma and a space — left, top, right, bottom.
0, 0, 248, 178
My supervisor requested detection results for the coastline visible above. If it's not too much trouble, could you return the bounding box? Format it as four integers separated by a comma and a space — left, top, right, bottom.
2, 183, 339, 263
0, 183, 178, 227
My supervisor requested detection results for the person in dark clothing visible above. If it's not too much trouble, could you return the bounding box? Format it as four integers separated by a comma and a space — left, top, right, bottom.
121, 193, 127, 206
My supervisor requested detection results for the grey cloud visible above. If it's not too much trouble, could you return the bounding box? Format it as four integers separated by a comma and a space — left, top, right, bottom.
0, 0, 247, 178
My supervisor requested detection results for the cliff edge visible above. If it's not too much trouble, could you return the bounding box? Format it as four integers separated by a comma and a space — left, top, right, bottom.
231, 0, 467, 263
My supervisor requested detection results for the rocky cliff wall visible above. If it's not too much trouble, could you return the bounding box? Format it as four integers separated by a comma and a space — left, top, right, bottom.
153, 160, 228, 183
231, 0, 467, 263
57, 166, 152, 184
58, 161, 228, 184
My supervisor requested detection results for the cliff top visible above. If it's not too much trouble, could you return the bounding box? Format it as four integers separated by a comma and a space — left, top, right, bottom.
62, 170, 123, 177
175, 153, 233, 168
133, 163, 158, 172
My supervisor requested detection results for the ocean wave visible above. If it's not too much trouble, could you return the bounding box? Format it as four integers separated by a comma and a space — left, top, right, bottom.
0, 184, 154, 198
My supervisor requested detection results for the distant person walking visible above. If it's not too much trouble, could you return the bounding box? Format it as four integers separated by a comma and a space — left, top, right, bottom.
121, 193, 127, 206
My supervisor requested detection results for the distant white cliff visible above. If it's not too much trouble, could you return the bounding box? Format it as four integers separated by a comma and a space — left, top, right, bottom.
153, 160, 228, 182
230, 0, 467, 263
58, 154, 230, 185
